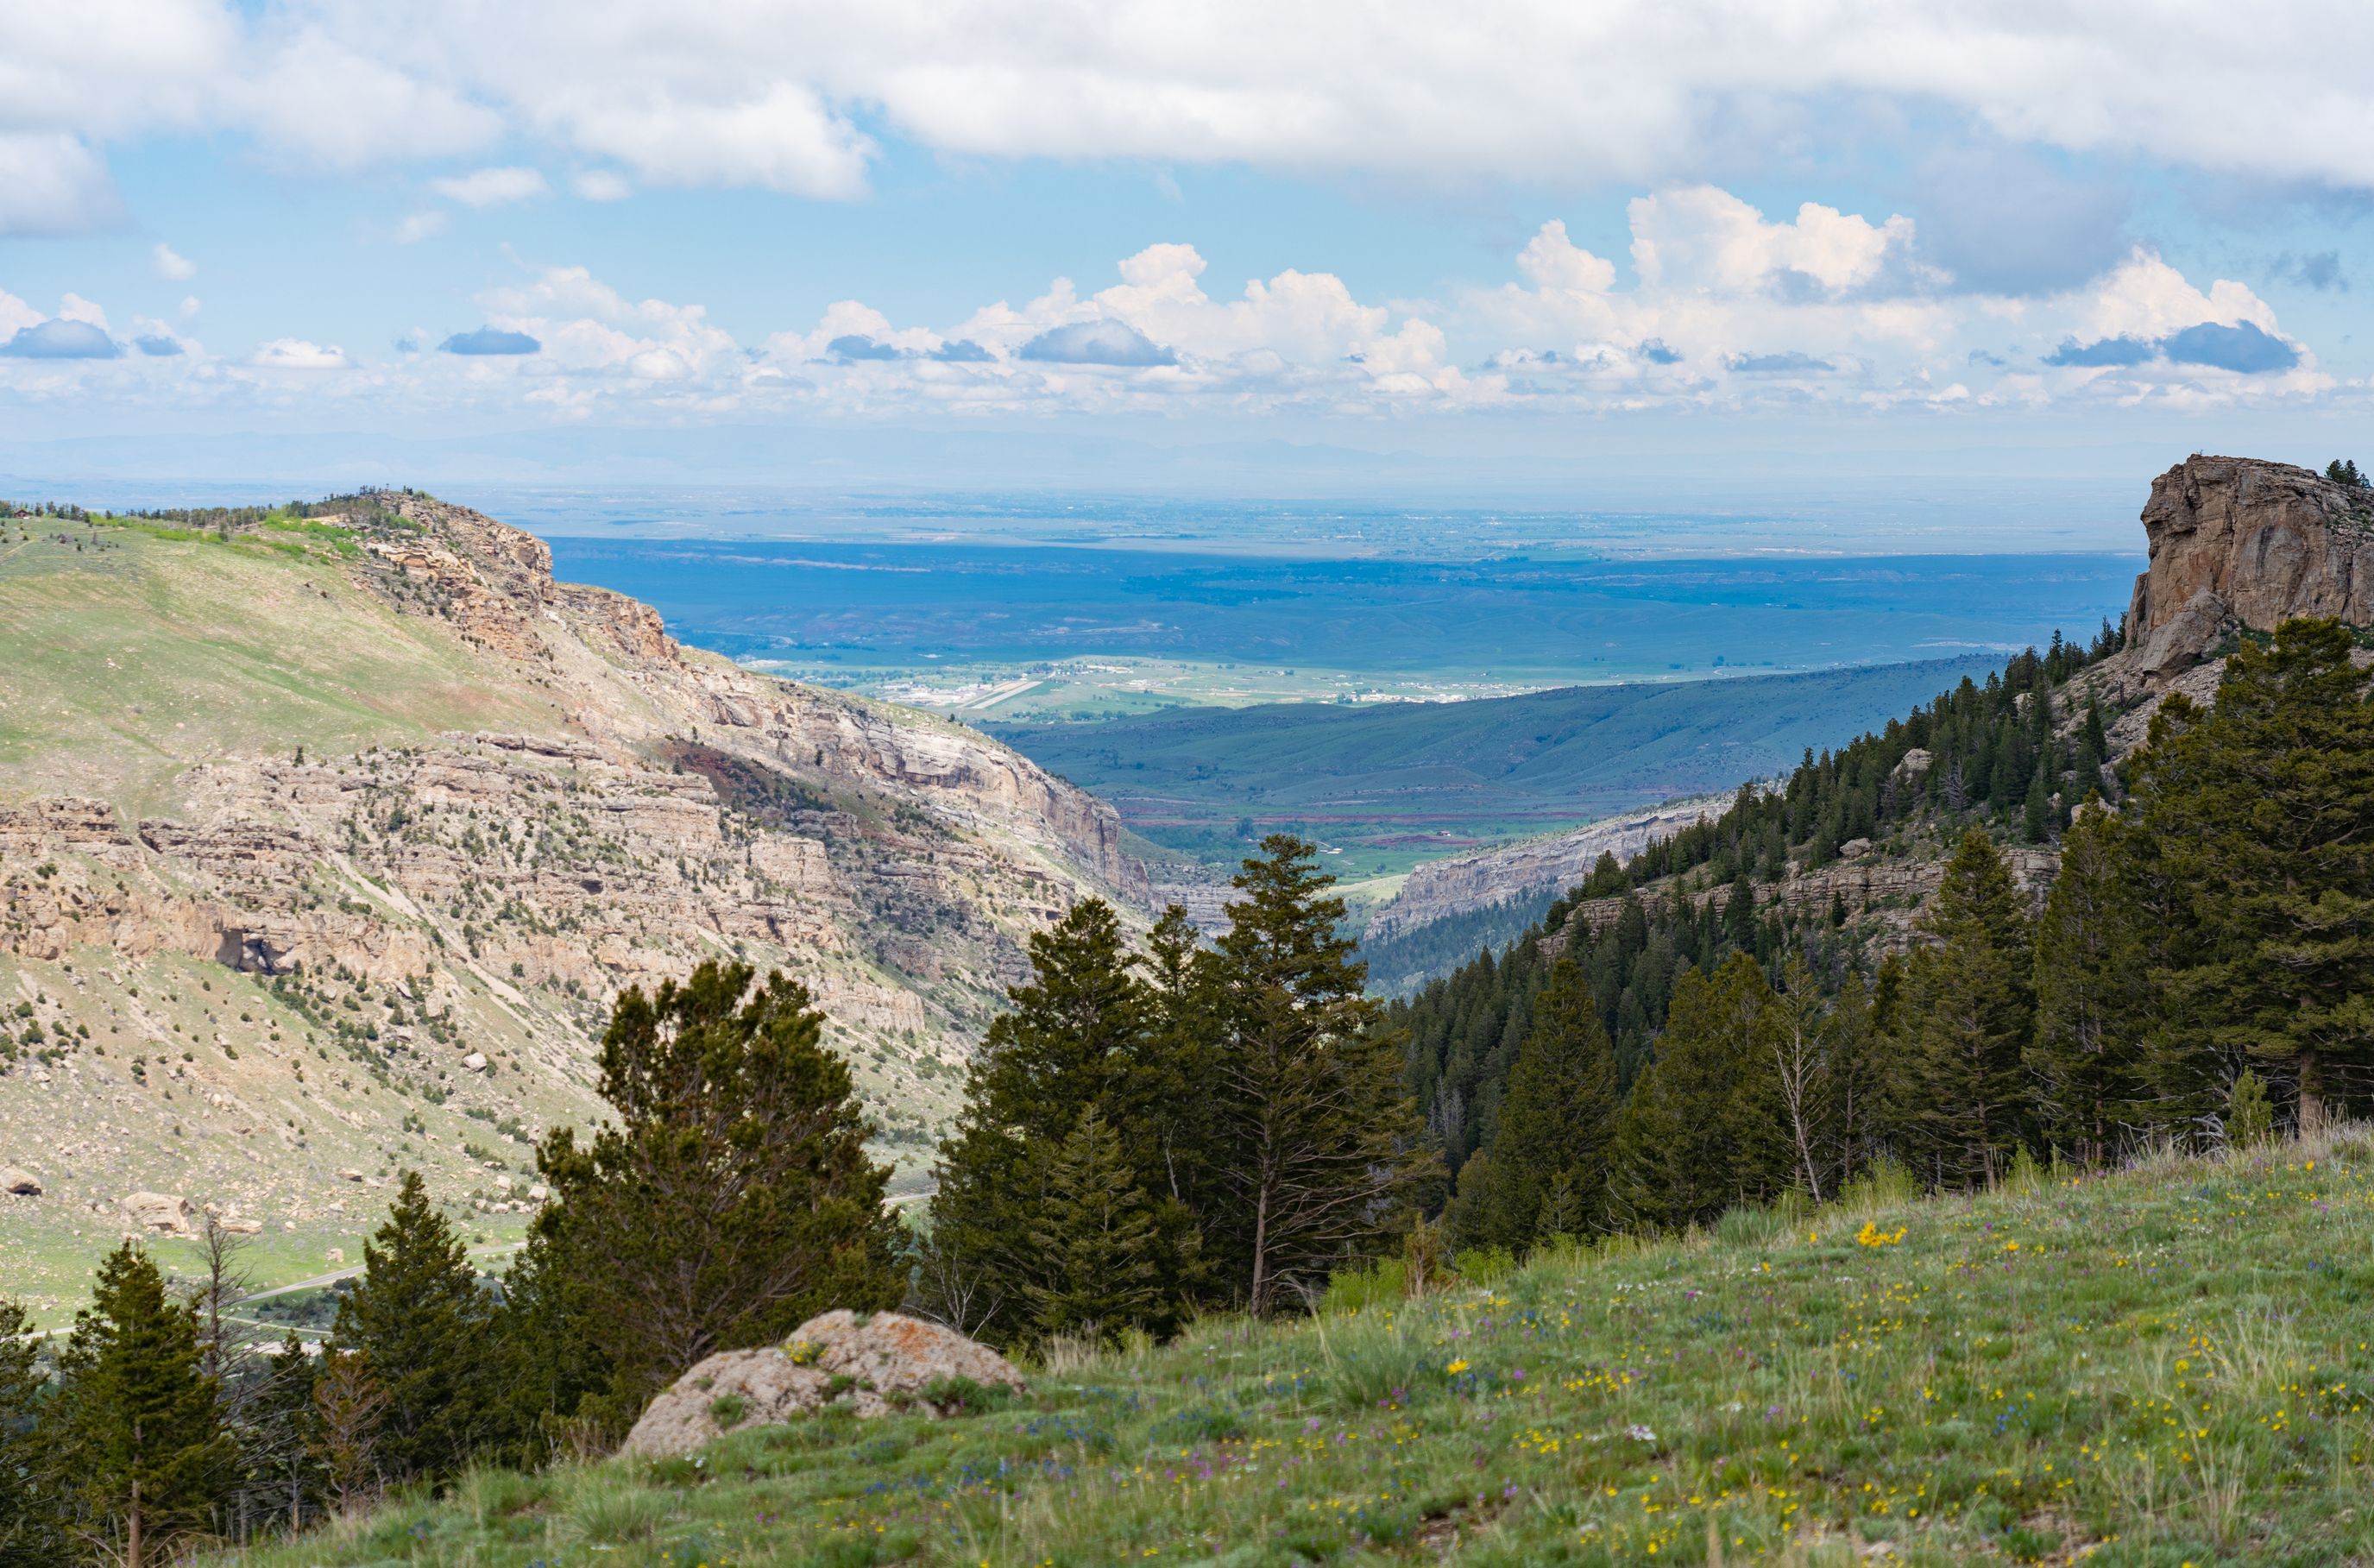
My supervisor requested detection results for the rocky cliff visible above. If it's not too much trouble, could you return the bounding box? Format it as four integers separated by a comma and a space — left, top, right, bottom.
1362, 797, 1724, 945
0, 495, 1143, 1319
2123, 455, 2374, 685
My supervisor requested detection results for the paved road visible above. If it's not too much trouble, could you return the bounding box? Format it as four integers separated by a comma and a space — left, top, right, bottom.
231, 1240, 525, 1306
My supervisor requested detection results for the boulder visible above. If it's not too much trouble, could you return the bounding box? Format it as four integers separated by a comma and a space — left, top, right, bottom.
120, 1192, 192, 1233
620, 1311, 1028, 1459
217, 1217, 264, 1235
462, 1051, 488, 1072
790, 1310, 1030, 1404
620, 1348, 845, 1458
0, 1167, 41, 1196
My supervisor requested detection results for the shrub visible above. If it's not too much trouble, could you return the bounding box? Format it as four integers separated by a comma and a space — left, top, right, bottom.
1451, 1245, 1517, 1288
1318, 1256, 1407, 1316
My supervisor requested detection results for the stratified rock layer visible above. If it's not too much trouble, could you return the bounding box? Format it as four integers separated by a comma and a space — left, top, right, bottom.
2126, 456, 2374, 683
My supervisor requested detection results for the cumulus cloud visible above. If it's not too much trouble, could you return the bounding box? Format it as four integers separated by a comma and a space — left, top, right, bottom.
249, 338, 351, 370
440, 326, 542, 355
2161, 320, 2298, 373
430, 166, 549, 206
152, 242, 197, 280
0, 319, 122, 359
0, 134, 122, 236
133, 333, 185, 356
2045, 335, 2155, 368
1017, 319, 1176, 367
1728, 350, 1835, 374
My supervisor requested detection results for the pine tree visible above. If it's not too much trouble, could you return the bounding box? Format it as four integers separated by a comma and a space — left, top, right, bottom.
2027, 803, 2149, 1165
0, 1297, 60, 1567
52, 1244, 229, 1568
1607, 956, 1779, 1229
1022, 1104, 1164, 1344
328, 1172, 498, 1489
535, 962, 903, 1431
249, 1335, 321, 1540
1208, 835, 1432, 1314
1898, 828, 2035, 1186
2127, 619, 2374, 1134
1464, 958, 1618, 1250
929, 900, 1194, 1347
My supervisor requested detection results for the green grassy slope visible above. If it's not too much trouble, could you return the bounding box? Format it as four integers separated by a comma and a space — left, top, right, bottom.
211, 1130, 2374, 1566
0, 517, 550, 816
988, 657, 2001, 875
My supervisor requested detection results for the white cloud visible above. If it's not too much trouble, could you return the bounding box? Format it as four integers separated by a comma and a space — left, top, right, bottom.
236, 28, 501, 172
179, 295, 201, 318
249, 338, 351, 370
430, 166, 549, 207
14, 3, 2374, 210
0, 288, 41, 337
0, 134, 121, 236
152, 242, 198, 280
55, 295, 110, 330
393, 210, 450, 244
570, 168, 632, 201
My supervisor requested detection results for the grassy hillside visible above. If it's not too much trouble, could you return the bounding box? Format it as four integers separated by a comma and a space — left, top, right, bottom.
0, 513, 551, 818
210, 1130, 2374, 1566
989, 658, 2001, 878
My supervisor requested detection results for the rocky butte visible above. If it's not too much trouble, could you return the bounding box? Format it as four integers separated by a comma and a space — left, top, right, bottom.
0, 493, 1143, 1317
1364, 454, 2374, 958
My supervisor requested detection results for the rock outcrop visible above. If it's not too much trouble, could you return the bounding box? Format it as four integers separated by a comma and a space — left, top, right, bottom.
2125, 456, 2374, 685
1, 1167, 40, 1196
621, 1311, 1027, 1458
1363, 798, 1722, 945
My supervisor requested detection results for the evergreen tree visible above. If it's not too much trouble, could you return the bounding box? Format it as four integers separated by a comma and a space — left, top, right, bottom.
0, 1297, 60, 1567
328, 1172, 498, 1489
1898, 828, 2035, 1187
2127, 619, 2374, 1134
2027, 803, 2149, 1165
1022, 1104, 1164, 1343
1208, 836, 1432, 1314
1462, 958, 1618, 1250
1607, 956, 1779, 1229
1722, 869, 1758, 953
930, 900, 1204, 1346
52, 1244, 229, 1568
535, 962, 902, 1431
248, 1335, 321, 1540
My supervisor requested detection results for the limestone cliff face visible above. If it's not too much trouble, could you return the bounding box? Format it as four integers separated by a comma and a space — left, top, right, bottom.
2125, 456, 2374, 684
0, 497, 1148, 1305
1363, 798, 1722, 943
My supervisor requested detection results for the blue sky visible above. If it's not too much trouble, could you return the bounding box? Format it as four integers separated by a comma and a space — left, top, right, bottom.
3, 3, 2373, 493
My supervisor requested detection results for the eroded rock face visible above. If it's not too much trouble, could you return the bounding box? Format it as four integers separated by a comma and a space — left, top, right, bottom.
620, 1311, 1028, 1458
121, 1191, 192, 1233
2126, 457, 2374, 680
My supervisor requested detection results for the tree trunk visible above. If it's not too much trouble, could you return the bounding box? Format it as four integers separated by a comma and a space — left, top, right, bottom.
2298, 1050, 2326, 1140
126, 1481, 142, 1568
1248, 1185, 1271, 1318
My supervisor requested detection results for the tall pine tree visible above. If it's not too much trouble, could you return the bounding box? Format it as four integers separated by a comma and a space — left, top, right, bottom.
0, 1296, 60, 1567
328, 1172, 499, 1489
1209, 835, 1431, 1314
53, 1244, 229, 1568
1897, 828, 2035, 1187
1021, 1103, 1165, 1344
1462, 957, 1618, 1250
2128, 618, 2374, 1133
2027, 803, 2149, 1164
1607, 955, 1781, 1230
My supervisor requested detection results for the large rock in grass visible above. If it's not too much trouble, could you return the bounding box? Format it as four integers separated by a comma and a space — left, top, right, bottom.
120, 1191, 192, 1233
1, 1167, 41, 1197
620, 1311, 1028, 1459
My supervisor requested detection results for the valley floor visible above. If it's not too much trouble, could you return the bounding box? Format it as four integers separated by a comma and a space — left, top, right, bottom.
209, 1129, 2374, 1566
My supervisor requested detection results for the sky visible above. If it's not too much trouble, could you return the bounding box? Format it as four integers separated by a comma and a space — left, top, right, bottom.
4, 2, 2374, 495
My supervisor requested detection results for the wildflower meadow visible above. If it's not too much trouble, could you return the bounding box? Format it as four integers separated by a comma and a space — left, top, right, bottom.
207, 1130, 2374, 1566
